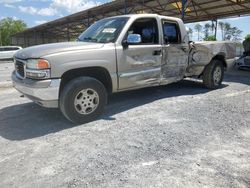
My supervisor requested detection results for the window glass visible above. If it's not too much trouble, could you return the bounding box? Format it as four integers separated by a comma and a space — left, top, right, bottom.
162, 22, 180, 43
0, 47, 19, 51
127, 18, 159, 44
78, 17, 129, 43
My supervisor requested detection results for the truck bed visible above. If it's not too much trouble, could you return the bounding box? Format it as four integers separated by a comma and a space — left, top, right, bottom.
185, 41, 236, 77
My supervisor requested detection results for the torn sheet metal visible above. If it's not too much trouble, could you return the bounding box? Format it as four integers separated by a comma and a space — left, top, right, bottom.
186, 41, 236, 76
117, 45, 162, 89
161, 44, 189, 84
191, 41, 236, 65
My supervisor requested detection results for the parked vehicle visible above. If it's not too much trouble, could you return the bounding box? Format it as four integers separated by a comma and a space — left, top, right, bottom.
12, 14, 236, 124
236, 38, 250, 70
236, 56, 250, 70
0, 46, 22, 61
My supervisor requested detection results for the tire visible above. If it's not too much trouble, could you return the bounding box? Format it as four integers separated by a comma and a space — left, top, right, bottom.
202, 59, 224, 89
59, 76, 107, 124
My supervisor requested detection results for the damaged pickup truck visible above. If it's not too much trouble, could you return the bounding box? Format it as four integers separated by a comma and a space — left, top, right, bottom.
12, 14, 235, 123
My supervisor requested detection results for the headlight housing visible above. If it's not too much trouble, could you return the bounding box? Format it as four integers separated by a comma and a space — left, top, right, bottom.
25, 59, 51, 79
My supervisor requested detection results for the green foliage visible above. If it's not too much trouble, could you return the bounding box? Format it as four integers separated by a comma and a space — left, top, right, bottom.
187, 28, 193, 41
204, 35, 216, 41
243, 34, 250, 53
203, 23, 211, 38
0, 17, 27, 46
194, 23, 202, 41
218, 21, 242, 41
245, 34, 250, 40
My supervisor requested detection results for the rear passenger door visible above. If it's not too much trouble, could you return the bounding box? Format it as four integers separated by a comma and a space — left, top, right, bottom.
161, 20, 189, 84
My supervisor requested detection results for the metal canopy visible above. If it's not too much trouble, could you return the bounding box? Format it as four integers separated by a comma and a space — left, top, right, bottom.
11, 0, 250, 47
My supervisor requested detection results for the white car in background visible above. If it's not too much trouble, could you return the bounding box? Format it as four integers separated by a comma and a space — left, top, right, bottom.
0, 46, 22, 61
236, 55, 250, 70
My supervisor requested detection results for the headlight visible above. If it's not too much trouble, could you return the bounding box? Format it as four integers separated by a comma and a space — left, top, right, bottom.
26, 59, 50, 69
26, 59, 51, 79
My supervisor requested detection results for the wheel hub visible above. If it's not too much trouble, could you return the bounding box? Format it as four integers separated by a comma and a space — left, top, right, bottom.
74, 88, 99, 115
213, 66, 222, 85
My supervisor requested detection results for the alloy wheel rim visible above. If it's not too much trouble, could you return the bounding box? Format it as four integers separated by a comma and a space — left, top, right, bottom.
74, 88, 99, 115
213, 66, 222, 85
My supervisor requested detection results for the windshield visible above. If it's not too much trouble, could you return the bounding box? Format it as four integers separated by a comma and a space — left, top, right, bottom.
78, 17, 129, 43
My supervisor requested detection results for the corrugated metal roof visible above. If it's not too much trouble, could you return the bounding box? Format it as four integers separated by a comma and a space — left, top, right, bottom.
11, 0, 250, 46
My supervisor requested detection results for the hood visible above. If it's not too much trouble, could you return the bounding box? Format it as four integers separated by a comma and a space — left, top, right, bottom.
15, 42, 104, 59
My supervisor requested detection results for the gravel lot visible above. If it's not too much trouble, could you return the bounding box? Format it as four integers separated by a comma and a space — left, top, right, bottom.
0, 67, 249, 188
0, 61, 13, 87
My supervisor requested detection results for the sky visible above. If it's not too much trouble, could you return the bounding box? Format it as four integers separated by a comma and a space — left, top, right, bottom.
0, 0, 250, 41
186, 16, 250, 41
0, 0, 110, 26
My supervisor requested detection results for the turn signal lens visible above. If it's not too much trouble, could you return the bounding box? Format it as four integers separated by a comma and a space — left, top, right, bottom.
37, 59, 50, 69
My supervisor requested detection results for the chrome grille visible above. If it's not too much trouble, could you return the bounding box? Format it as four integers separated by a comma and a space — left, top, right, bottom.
15, 59, 25, 79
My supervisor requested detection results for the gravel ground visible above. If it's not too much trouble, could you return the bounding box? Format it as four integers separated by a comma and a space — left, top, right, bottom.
0, 68, 249, 188
0, 61, 13, 82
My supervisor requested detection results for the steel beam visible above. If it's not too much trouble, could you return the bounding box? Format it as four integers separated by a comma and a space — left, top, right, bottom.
182, 0, 187, 20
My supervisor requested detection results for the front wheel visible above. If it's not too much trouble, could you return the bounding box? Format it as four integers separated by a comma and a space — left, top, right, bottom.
202, 60, 224, 89
59, 77, 107, 124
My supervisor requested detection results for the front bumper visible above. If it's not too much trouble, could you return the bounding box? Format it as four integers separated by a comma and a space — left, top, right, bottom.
12, 71, 61, 108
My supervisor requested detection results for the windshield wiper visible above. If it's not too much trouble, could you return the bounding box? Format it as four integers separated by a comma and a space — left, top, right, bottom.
82, 37, 98, 42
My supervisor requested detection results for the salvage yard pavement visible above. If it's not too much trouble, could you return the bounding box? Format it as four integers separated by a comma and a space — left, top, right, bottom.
0, 61, 14, 88
0, 65, 249, 187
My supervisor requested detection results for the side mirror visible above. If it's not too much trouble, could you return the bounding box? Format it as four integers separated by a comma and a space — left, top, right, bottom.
127, 34, 142, 44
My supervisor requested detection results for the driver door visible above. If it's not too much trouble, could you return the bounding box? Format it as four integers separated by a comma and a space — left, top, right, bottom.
116, 18, 162, 90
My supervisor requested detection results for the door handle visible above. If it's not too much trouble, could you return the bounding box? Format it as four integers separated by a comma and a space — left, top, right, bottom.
153, 50, 162, 56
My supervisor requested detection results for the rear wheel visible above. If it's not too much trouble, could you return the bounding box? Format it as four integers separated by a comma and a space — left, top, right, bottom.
202, 60, 224, 89
59, 77, 107, 124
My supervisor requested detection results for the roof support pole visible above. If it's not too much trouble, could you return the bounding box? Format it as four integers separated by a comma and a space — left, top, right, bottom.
34, 31, 37, 45
87, 11, 90, 27
27, 35, 30, 46
214, 19, 218, 40
124, 0, 127, 14
67, 24, 70, 41
42, 32, 45, 44
182, 0, 187, 21
23, 34, 26, 47
0, 30, 2, 46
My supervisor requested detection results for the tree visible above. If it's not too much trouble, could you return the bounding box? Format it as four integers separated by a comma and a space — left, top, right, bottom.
187, 28, 193, 41
229, 26, 242, 41
203, 23, 211, 38
224, 22, 231, 40
243, 34, 250, 54
224, 23, 242, 41
218, 21, 225, 40
218, 21, 242, 41
204, 35, 216, 41
0, 17, 27, 46
211, 21, 216, 34
245, 34, 250, 40
194, 23, 202, 41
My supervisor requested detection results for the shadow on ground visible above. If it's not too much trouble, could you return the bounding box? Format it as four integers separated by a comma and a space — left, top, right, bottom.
224, 66, 250, 85
0, 79, 220, 141
1, 69, 248, 141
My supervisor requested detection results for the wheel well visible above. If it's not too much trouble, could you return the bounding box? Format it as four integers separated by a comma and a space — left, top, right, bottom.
212, 55, 227, 68
60, 67, 113, 94
199, 54, 227, 78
